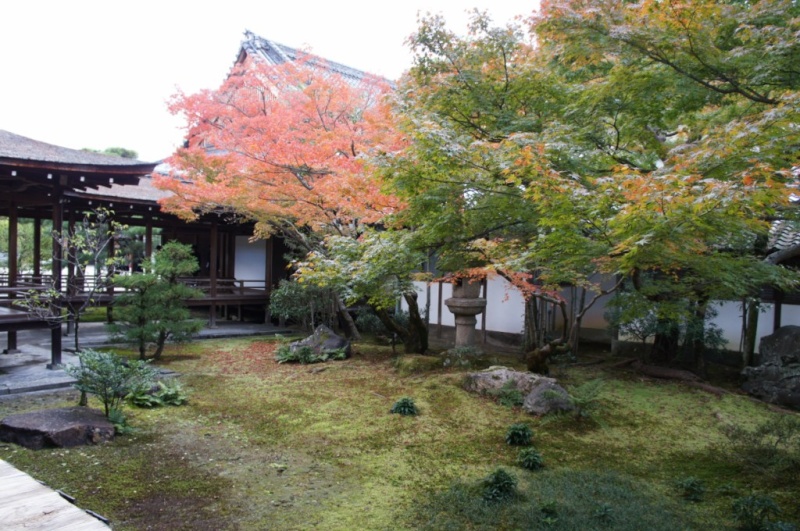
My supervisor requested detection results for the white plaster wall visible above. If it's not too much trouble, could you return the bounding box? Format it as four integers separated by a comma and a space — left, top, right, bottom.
403, 275, 800, 353
482, 276, 525, 334
708, 301, 748, 352
234, 236, 266, 288
781, 304, 800, 327
406, 277, 526, 333
708, 301, 800, 353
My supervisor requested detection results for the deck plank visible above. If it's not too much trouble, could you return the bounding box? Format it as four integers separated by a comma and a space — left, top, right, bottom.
0, 460, 109, 530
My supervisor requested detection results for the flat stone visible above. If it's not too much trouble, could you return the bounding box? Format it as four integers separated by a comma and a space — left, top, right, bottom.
290, 325, 351, 358
463, 366, 575, 416
0, 407, 114, 450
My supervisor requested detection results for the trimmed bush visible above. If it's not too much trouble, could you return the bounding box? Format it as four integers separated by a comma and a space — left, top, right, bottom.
505, 423, 533, 446
390, 397, 419, 416
517, 448, 545, 471
675, 477, 705, 502
410, 469, 693, 530
481, 468, 519, 503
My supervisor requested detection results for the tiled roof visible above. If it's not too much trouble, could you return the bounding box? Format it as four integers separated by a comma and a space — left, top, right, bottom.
66, 174, 171, 204
239, 30, 376, 85
768, 183, 800, 253
769, 219, 800, 252
0, 129, 155, 167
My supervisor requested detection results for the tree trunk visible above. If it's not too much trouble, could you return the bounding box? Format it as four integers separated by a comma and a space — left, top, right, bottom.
743, 299, 759, 368
651, 318, 680, 364
403, 292, 428, 354
153, 330, 168, 360
374, 296, 428, 355
689, 299, 708, 378
567, 287, 588, 357
73, 319, 80, 352
334, 293, 360, 340
522, 296, 543, 352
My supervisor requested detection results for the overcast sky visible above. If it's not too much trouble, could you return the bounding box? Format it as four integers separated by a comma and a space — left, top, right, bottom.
1, 1, 535, 162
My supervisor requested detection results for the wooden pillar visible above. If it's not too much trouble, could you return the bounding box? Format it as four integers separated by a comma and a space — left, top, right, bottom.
264, 237, 274, 324
65, 211, 76, 336
5, 203, 18, 352
106, 229, 115, 324
437, 282, 443, 337
145, 220, 153, 260
209, 220, 218, 327
482, 279, 488, 343
49, 183, 64, 369
33, 216, 41, 280
228, 231, 237, 281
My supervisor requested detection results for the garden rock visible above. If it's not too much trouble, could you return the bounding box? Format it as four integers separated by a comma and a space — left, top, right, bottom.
464, 367, 574, 416
741, 326, 800, 410
290, 324, 351, 358
0, 407, 114, 450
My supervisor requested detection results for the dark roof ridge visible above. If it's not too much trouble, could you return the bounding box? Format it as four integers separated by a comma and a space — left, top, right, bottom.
238, 30, 387, 84
0, 129, 156, 168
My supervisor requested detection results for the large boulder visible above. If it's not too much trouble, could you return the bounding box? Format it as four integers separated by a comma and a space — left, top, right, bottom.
741, 326, 800, 410
290, 325, 351, 358
464, 366, 574, 416
0, 407, 115, 450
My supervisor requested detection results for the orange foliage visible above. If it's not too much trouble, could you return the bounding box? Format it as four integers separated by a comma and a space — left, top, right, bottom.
154, 57, 405, 233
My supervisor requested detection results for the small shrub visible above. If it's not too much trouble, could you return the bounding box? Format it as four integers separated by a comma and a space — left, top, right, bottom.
487, 380, 524, 408
517, 447, 545, 471
565, 378, 605, 422
481, 468, 518, 503
127, 379, 189, 408
296, 345, 317, 364
390, 397, 419, 416
539, 500, 559, 524
411, 469, 691, 530
65, 349, 157, 418
505, 423, 533, 446
108, 408, 134, 435
723, 416, 800, 477
442, 346, 483, 368
675, 477, 705, 502
127, 387, 163, 408
593, 503, 614, 524
268, 279, 337, 331
275, 344, 347, 364
732, 494, 784, 530
155, 379, 189, 406
355, 308, 386, 336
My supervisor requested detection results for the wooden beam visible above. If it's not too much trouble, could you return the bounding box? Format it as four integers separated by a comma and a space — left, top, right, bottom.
5, 203, 18, 352
209, 220, 218, 327
145, 219, 153, 260
49, 181, 64, 368
33, 215, 41, 279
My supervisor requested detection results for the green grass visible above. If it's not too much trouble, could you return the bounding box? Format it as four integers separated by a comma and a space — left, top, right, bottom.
1, 337, 798, 530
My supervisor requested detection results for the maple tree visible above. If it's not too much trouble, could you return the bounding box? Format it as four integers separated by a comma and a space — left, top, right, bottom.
390, 3, 799, 365
295, 229, 431, 353
531, 0, 800, 364
155, 54, 431, 347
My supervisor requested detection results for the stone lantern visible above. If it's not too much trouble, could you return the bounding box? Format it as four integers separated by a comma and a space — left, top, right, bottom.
444, 279, 487, 348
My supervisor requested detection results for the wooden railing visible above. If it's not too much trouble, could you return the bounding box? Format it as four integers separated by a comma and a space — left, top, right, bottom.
0, 274, 271, 323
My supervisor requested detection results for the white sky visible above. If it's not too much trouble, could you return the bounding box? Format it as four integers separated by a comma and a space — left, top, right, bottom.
1, 1, 536, 162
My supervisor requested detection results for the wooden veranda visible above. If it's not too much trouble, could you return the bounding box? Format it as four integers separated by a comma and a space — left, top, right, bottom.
0, 130, 286, 367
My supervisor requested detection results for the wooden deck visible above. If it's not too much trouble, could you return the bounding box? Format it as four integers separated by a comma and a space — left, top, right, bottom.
0, 459, 110, 529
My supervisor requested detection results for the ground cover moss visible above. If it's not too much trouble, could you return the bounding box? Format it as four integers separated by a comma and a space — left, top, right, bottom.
1, 337, 798, 529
